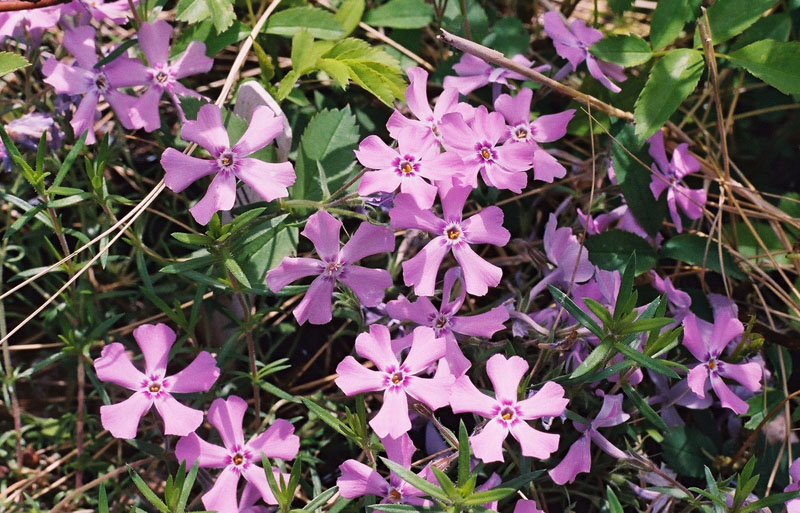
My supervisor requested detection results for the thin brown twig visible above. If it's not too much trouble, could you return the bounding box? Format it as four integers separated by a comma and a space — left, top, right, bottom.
0, 0, 69, 12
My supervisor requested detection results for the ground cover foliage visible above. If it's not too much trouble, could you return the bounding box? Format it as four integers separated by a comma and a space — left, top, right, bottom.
1, 0, 800, 511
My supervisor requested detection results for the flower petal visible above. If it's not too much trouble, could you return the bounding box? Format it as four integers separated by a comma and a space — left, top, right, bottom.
168, 351, 220, 393
405, 67, 434, 122
94, 342, 147, 390
202, 468, 241, 513
266, 257, 322, 292
42, 59, 91, 95
71, 92, 99, 145
355, 325, 398, 371
64, 25, 98, 68
338, 459, 388, 498
719, 362, 762, 393
100, 392, 152, 439
174, 41, 214, 79
130, 86, 164, 132
189, 170, 237, 225
335, 356, 386, 395
509, 420, 560, 459
493, 89, 530, 126
531, 110, 575, 143
681, 313, 709, 362
470, 418, 508, 463
548, 433, 591, 485
686, 363, 708, 399
710, 373, 749, 414
449, 306, 508, 338
338, 265, 392, 307
340, 222, 395, 263
451, 243, 502, 297
390, 193, 446, 234
154, 394, 204, 436
175, 432, 230, 468
708, 309, 743, 357
138, 20, 171, 65
486, 354, 528, 404
235, 158, 295, 202
208, 396, 247, 450
517, 381, 568, 420
386, 295, 438, 326
181, 104, 229, 152
234, 106, 283, 156
402, 326, 447, 374
133, 322, 175, 376
161, 150, 218, 193
462, 206, 510, 246
532, 146, 567, 183
592, 393, 630, 428
354, 135, 398, 169
405, 375, 451, 411
449, 375, 498, 418
302, 210, 342, 262
292, 274, 335, 325
370, 388, 411, 439
402, 237, 450, 297
247, 419, 299, 460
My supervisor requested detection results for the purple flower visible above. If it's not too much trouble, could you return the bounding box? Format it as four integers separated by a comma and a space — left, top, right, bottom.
267, 210, 394, 325
450, 354, 567, 463
128, 20, 213, 131
0, 8, 61, 43
494, 88, 575, 183
440, 106, 531, 192
786, 458, 800, 513
69, 0, 133, 23
386, 267, 508, 377
647, 371, 712, 428
335, 325, 451, 438
513, 500, 545, 513
175, 396, 300, 513
682, 310, 762, 414
548, 393, 629, 484
389, 182, 510, 297
443, 53, 549, 98
338, 433, 433, 510
161, 103, 295, 225
542, 11, 627, 93
650, 271, 691, 323
529, 213, 595, 301
1, 113, 60, 171
355, 128, 463, 209
42, 25, 140, 144
647, 130, 706, 233
93, 323, 220, 439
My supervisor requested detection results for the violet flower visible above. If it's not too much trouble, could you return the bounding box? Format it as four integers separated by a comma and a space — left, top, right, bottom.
786, 458, 800, 513
548, 394, 630, 485
68, 0, 133, 23
129, 20, 213, 131
355, 128, 463, 209
647, 371, 711, 429
0, 8, 61, 43
334, 325, 451, 438
338, 433, 433, 510
175, 396, 300, 513
650, 271, 691, 323
443, 53, 549, 98
494, 88, 575, 183
529, 213, 594, 301
1, 113, 59, 171
542, 11, 627, 93
450, 354, 568, 463
513, 500, 545, 513
386, 267, 508, 377
93, 323, 219, 439
161, 103, 295, 225
42, 25, 141, 145
682, 310, 762, 414
439, 106, 532, 192
389, 181, 510, 297
647, 130, 706, 233
267, 211, 394, 325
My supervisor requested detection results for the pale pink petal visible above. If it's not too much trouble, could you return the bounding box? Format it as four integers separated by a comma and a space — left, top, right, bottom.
437, 334, 472, 378
338, 460, 388, 498
420, 151, 465, 183
340, 222, 395, 263
586, 55, 622, 93
401, 327, 447, 374
354, 135, 398, 169
495, 142, 534, 172
189, 171, 237, 225
168, 351, 220, 393
370, 388, 411, 438
338, 265, 392, 307
405, 67, 434, 121
439, 181, 472, 222
355, 325, 398, 371
462, 206, 510, 246
383, 432, 416, 468
104, 55, 149, 88
335, 356, 386, 395
671, 143, 701, 178
100, 392, 152, 439
175, 432, 230, 468
532, 146, 566, 183
208, 396, 247, 450
647, 130, 670, 175
486, 354, 527, 403
681, 313, 708, 361
248, 419, 299, 460
389, 193, 447, 234
571, 18, 603, 46
674, 185, 706, 220
161, 149, 218, 192
64, 25, 97, 68
432, 87, 460, 121
266, 257, 322, 292
235, 158, 295, 202
548, 433, 591, 485
292, 275, 335, 325
514, 499, 545, 513
470, 419, 508, 463
553, 41, 588, 71
720, 362, 762, 392
174, 41, 214, 79
517, 381, 568, 419
542, 12, 580, 48
386, 295, 438, 326
130, 86, 164, 132
480, 163, 528, 193
592, 393, 629, 428
133, 323, 175, 376
588, 429, 628, 459
104, 90, 139, 130
402, 237, 450, 297
405, 375, 451, 410
358, 168, 402, 196
301, 210, 342, 262
442, 73, 490, 96
686, 364, 708, 399
399, 175, 438, 209
242, 464, 285, 505
234, 106, 283, 156
510, 420, 560, 459
708, 309, 743, 357
43, 59, 91, 95
439, 112, 478, 154
710, 373, 749, 414
449, 375, 499, 418
94, 342, 147, 390
202, 468, 241, 513
451, 243, 502, 297
154, 394, 204, 436
181, 103, 230, 152
494, 89, 530, 126
138, 20, 172, 65
450, 306, 509, 338
71, 92, 99, 145
472, 107, 507, 146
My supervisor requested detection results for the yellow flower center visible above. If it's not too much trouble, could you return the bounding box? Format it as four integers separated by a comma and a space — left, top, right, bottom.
233, 453, 244, 465
388, 489, 402, 502
447, 228, 460, 240
481, 148, 491, 160
149, 384, 161, 393
391, 373, 402, 384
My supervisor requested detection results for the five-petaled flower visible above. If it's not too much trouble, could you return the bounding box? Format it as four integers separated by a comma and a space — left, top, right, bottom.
161, 103, 295, 225
175, 396, 300, 513
450, 353, 568, 463
93, 323, 219, 439
267, 210, 394, 325
443, 53, 549, 98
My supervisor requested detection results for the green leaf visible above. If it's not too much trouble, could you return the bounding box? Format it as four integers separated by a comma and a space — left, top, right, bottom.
703, 0, 778, 45
176, 0, 210, 24
740, 490, 800, 513
548, 285, 603, 338
236, 216, 298, 284
265, 7, 346, 40
589, 35, 652, 66
614, 341, 679, 378
727, 40, 800, 96
177, 461, 199, 513
302, 398, 357, 439
363, 0, 434, 29
659, 234, 745, 280
291, 30, 317, 74
300, 486, 339, 510
481, 17, 530, 57
662, 426, 716, 478
730, 13, 792, 51
622, 384, 669, 431
430, 467, 458, 499
128, 466, 170, 513
204, 0, 235, 33
0, 51, 29, 76
380, 457, 449, 502
613, 252, 636, 320
650, 0, 693, 50
570, 338, 614, 378
634, 49, 703, 143
99, 483, 109, 513
51, 132, 87, 189
95, 39, 138, 69
318, 38, 405, 105
172, 19, 250, 57
462, 487, 516, 505
457, 421, 470, 487
584, 230, 657, 274
606, 485, 624, 513
583, 298, 613, 327
223, 256, 251, 289
608, 0, 633, 15
335, 0, 365, 36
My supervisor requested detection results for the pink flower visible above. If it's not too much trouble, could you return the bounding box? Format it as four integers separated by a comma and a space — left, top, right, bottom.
266, 211, 394, 325
389, 182, 510, 297
443, 54, 549, 98
647, 130, 706, 233
450, 354, 567, 463
785, 458, 800, 513
529, 213, 595, 301
129, 20, 213, 131
161, 103, 295, 225
494, 88, 575, 183
335, 325, 451, 438
386, 267, 508, 377
440, 106, 532, 192
69, 0, 133, 23
549, 393, 629, 485
682, 310, 762, 414
650, 271, 692, 322
0, 7, 61, 43
175, 396, 300, 513
338, 433, 432, 510
542, 11, 627, 93
42, 26, 140, 144
93, 323, 219, 439
355, 128, 463, 209
513, 500, 545, 513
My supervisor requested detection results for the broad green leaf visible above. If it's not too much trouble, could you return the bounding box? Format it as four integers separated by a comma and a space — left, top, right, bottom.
731, 13, 792, 51
703, 0, 778, 45
317, 58, 351, 87
171, 19, 250, 57
363, 0, 434, 29
291, 30, 317, 74
633, 49, 703, 143
608, 0, 633, 15
265, 7, 346, 40
176, 0, 210, 24
204, 0, 235, 33
0, 51, 30, 76
589, 35, 652, 66
650, 0, 693, 50
236, 216, 299, 283
659, 234, 745, 279
380, 458, 449, 502
622, 384, 669, 431
584, 230, 657, 274
481, 17, 529, 57
335, 0, 365, 36
662, 426, 716, 478
727, 40, 800, 96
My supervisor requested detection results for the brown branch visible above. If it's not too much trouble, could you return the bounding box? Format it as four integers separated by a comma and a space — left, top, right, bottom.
0, 0, 70, 13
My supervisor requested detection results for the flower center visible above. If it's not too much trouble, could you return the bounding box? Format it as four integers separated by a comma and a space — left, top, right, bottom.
323, 261, 342, 278
233, 453, 244, 466
499, 406, 515, 421
149, 384, 161, 393
515, 128, 528, 139
156, 71, 168, 84
388, 488, 402, 503
435, 316, 448, 329
401, 162, 413, 174
391, 372, 403, 384
94, 72, 108, 92
481, 148, 491, 160
431, 124, 441, 137
707, 358, 720, 372
217, 151, 236, 170
447, 228, 460, 240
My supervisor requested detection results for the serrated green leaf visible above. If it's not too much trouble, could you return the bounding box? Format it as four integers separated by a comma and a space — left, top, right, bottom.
265, 7, 346, 40
0, 51, 30, 76
634, 49, 703, 143
585, 229, 657, 274
204, 0, 235, 33
590, 35, 652, 66
730, 13, 791, 51
363, 0, 433, 29
335, 0, 365, 36
703, 0, 778, 45
650, 0, 693, 50
291, 30, 317, 74
727, 40, 800, 96
317, 58, 351, 88
176, 0, 210, 24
